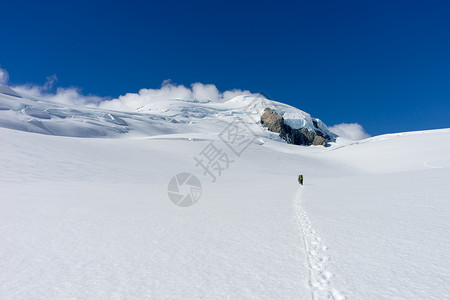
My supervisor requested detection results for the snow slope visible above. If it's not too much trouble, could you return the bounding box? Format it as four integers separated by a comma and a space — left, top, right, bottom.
1, 87, 449, 299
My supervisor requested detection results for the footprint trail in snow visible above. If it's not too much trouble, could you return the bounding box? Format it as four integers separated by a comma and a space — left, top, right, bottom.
294, 189, 346, 300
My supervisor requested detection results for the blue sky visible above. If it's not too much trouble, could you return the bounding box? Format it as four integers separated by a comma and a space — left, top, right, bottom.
1, 0, 449, 135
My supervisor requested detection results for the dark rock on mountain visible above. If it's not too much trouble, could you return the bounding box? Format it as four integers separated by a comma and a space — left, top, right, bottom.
261, 108, 328, 146
260, 107, 286, 137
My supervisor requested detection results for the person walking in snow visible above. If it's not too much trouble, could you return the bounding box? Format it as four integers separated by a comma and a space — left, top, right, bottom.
298, 174, 303, 185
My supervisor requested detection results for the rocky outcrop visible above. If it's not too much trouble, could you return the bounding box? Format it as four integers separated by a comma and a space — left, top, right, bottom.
261, 108, 328, 146
259, 107, 287, 137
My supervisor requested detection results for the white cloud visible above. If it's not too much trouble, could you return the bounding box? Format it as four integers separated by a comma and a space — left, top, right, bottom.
15, 81, 252, 111
329, 123, 370, 140
12, 84, 104, 106
0, 68, 9, 85
2, 65, 252, 111
98, 82, 252, 111
43, 74, 58, 90
0, 67, 101, 106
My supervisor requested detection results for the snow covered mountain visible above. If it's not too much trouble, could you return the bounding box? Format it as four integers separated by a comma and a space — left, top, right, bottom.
0, 86, 334, 142
1, 86, 449, 299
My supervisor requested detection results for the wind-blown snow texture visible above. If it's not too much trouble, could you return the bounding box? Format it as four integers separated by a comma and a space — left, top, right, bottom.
1, 88, 449, 299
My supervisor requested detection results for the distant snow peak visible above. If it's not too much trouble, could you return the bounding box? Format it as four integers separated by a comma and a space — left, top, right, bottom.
0, 89, 336, 145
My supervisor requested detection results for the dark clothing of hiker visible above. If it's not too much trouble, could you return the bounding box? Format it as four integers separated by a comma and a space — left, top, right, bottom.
298, 175, 303, 185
